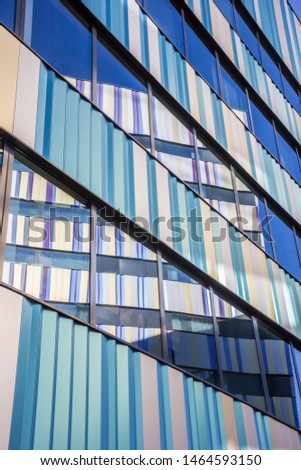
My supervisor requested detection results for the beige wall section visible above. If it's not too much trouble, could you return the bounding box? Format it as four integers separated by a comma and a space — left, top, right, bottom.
221, 394, 239, 449
0, 286, 23, 450
140, 354, 161, 449
0, 26, 20, 132
168, 367, 188, 449
14, 44, 40, 148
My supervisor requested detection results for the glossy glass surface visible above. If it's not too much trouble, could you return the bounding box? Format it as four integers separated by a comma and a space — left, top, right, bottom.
214, 0, 236, 28
250, 101, 278, 158
258, 321, 301, 428
143, 0, 185, 53
276, 130, 301, 184
220, 65, 250, 126
289, 0, 301, 21
152, 96, 198, 190
0, 0, 16, 30
236, 11, 261, 63
3, 154, 90, 321
96, 216, 162, 357
185, 23, 219, 92
260, 42, 283, 92
267, 207, 301, 281
282, 72, 301, 115
31, 0, 92, 96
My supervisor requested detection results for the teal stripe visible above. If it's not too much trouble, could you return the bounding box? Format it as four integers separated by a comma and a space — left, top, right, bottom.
234, 401, 248, 449
184, 376, 199, 449
157, 364, 173, 449
90, 109, 103, 196
147, 157, 159, 238
116, 344, 130, 449
107, 339, 117, 449
229, 226, 249, 302
211, 93, 227, 150
140, 10, 150, 71
194, 381, 211, 449
9, 301, 42, 450
77, 100, 91, 189
216, 392, 227, 449
52, 317, 73, 450
35, 63, 48, 155
64, 88, 79, 179
101, 336, 109, 449
86, 332, 102, 450
125, 140, 135, 220
33, 310, 57, 450
113, 129, 126, 214
207, 387, 222, 449
49, 78, 67, 168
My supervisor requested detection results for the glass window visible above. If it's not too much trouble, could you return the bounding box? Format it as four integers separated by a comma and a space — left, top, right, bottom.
185, 23, 220, 92
276, 130, 301, 184
97, 38, 150, 145
3, 152, 90, 321
198, 141, 238, 224
260, 43, 283, 91
267, 207, 301, 281
258, 321, 301, 428
250, 101, 278, 158
288, 0, 301, 22
31, 0, 92, 98
282, 72, 301, 115
163, 259, 219, 385
214, 0, 236, 28
96, 216, 162, 358
236, 11, 261, 63
0, 0, 16, 30
220, 65, 250, 126
143, 0, 185, 53
235, 173, 274, 256
214, 296, 266, 411
152, 96, 198, 191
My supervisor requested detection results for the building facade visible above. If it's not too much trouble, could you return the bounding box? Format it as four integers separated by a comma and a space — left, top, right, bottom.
0, 0, 301, 450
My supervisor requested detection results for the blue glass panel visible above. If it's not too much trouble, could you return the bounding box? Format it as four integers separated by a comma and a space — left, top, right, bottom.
31, 0, 91, 81
268, 207, 301, 281
0, 0, 16, 30
276, 130, 301, 184
236, 11, 261, 63
288, 0, 301, 21
97, 40, 146, 92
250, 101, 278, 158
282, 73, 301, 115
143, 0, 184, 53
220, 65, 250, 126
214, 0, 236, 28
185, 23, 219, 92
260, 43, 283, 91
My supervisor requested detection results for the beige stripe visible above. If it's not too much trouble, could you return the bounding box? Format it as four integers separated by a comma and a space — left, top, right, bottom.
186, 62, 200, 122
13, 45, 40, 148
128, 0, 142, 63
268, 416, 300, 449
0, 286, 23, 450
221, 394, 239, 450
133, 145, 150, 225
0, 27, 20, 132
140, 354, 161, 449
147, 17, 161, 82
168, 367, 188, 449
241, 403, 258, 449
155, 163, 172, 247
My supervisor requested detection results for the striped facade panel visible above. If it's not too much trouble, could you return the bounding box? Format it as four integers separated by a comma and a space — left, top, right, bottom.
242, 0, 301, 83
185, 0, 301, 144
1, 26, 301, 340
1, 284, 300, 450
79, 2, 301, 224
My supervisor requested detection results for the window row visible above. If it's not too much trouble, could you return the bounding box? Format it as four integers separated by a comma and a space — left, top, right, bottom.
1, 0, 300, 186
1, 147, 301, 431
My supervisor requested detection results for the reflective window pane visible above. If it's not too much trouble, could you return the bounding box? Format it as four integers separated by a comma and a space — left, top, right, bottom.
97, 38, 150, 145
3, 152, 90, 321
276, 130, 301, 184
267, 207, 301, 281
198, 142, 238, 224
31, 0, 92, 98
152, 96, 198, 190
260, 42, 283, 92
143, 0, 184, 53
185, 23, 219, 92
0, 0, 16, 30
214, 0, 236, 28
220, 65, 250, 126
163, 260, 219, 385
288, 0, 301, 21
214, 296, 266, 411
258, 321, 301, 428
236, 11, 261, 63
250, 101, 278, 158
282, 72, 301, 115
96, 217, 162, 357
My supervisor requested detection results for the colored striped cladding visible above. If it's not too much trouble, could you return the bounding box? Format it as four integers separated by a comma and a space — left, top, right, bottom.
0, 284, 300, 450
242, 0, 301, 83
0, 26, 301, 341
